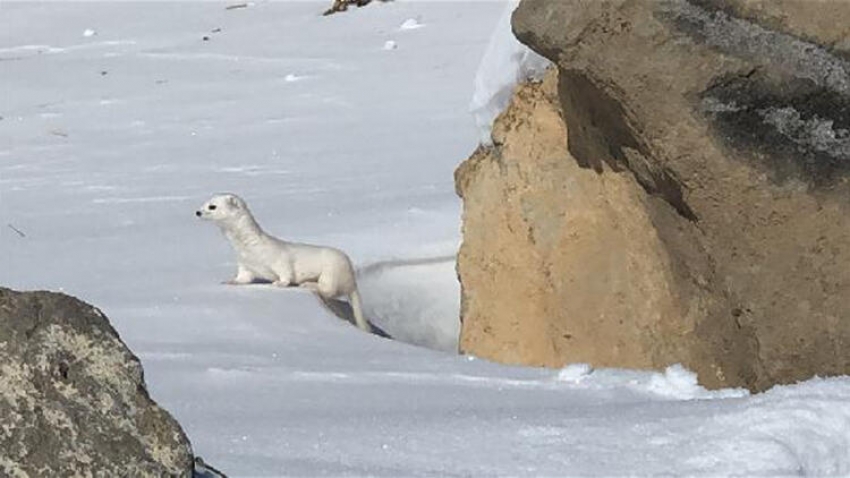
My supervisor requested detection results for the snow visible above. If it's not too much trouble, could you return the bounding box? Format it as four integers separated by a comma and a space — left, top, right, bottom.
3, 1, 850, 477
357, 255, 459, 352
469, 0, 551, 145
556, 363, 593, 383
399, 18, 424, 31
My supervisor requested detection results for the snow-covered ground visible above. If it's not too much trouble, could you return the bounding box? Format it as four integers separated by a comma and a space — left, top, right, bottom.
3, 2, 850, 476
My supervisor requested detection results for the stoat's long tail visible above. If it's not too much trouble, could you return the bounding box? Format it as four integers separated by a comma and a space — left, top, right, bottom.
349, 289, 369, 332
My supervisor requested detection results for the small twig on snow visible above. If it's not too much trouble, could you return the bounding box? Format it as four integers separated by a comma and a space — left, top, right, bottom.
7, 224, 26, 238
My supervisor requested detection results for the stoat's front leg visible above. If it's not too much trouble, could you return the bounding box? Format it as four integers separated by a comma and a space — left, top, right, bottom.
224, 264, 257, 285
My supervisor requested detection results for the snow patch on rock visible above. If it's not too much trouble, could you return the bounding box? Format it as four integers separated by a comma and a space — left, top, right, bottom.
469, 0, 551, 145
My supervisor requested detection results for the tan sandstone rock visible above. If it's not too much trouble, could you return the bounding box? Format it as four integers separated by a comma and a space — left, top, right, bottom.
456, 70, 753, 389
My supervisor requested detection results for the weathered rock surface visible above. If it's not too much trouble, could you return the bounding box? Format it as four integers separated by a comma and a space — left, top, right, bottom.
0, 287, 194, 476
457, 0, 850, 391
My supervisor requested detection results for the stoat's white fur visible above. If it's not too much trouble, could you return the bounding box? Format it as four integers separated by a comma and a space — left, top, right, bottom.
196, 193, 368, 331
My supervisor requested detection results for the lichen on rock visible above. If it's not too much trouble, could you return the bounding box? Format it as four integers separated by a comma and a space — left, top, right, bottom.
0, 287, 195, 476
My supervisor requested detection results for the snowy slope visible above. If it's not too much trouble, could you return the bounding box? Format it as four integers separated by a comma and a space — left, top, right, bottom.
3, 2, 850, 477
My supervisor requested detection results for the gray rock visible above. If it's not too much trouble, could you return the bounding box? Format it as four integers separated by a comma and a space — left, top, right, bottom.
0, 287, 194, 476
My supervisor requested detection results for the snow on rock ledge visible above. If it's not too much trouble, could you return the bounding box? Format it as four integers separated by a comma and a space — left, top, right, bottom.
469, 0, 550, 145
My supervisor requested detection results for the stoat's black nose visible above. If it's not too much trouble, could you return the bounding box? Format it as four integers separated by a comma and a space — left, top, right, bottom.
195, 211, 202, 217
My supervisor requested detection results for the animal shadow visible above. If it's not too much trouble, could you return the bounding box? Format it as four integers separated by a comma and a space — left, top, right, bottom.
318, 296, 392, 339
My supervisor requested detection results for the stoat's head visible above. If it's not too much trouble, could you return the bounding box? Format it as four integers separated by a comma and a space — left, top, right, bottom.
195, 193, 248, 224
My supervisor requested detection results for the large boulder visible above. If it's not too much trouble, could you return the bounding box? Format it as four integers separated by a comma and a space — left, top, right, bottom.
457, 0, 850, 391
0, 288, 195, 476
456, 70, 752, 390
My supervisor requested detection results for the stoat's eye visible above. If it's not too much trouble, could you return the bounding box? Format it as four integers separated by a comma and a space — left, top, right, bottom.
208, 204, 217, 211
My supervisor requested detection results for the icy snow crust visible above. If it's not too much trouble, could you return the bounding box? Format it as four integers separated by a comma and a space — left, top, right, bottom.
2, 2, 850, 476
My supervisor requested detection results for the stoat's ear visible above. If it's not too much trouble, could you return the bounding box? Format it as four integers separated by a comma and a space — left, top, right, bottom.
226, 195, 240, 209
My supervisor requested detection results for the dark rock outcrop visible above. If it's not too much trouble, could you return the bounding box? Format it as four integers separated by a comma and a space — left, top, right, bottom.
0, 287, 195, 476
456, 0, 850, 391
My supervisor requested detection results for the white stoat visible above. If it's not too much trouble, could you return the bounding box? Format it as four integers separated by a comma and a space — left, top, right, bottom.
196, 193, 369, 332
